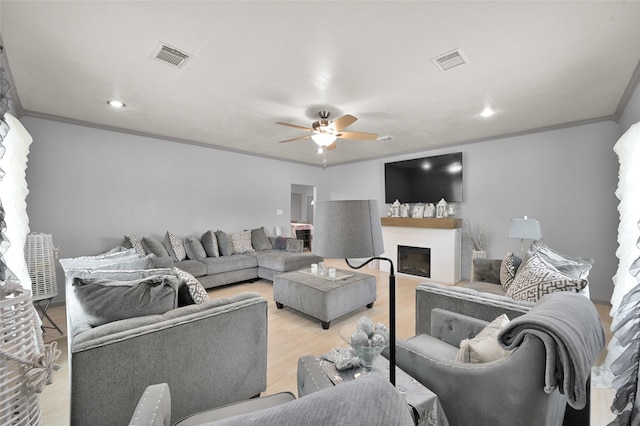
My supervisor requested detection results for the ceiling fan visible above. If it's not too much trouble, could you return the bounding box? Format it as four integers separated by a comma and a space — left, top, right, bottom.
276, 110, 378, 151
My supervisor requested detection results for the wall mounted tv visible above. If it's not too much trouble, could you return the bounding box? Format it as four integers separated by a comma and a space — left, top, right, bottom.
384, 152, 463, 204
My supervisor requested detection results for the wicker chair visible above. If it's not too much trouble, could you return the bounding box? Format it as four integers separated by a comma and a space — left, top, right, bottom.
24, 233, 62, 335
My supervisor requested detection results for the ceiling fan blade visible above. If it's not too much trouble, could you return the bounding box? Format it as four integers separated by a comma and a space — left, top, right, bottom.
330, 114, 357, 131
326, 141, 337, 150
337, 131, 379, 140
275, 122, 314, 132
278, 135, 311, 143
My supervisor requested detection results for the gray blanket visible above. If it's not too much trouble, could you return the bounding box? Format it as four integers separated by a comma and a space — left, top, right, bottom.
498, 292, 605, 409
208, 374, 414, 425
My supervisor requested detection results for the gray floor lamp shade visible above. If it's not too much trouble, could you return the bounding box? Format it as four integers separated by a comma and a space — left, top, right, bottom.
312, 200, 396, 385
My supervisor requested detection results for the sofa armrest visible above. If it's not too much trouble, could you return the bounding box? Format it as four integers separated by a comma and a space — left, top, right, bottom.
430, 308, 489, 347
129, 383, 171, 426
416, 283, 532, 336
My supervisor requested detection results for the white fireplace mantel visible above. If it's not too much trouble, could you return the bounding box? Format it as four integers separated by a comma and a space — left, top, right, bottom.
380, 218, 461, 284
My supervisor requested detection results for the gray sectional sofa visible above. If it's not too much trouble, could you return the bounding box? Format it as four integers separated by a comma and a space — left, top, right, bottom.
124, 227, 323, 289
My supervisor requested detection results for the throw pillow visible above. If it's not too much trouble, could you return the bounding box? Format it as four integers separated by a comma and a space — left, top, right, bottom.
142, 236, 170, 258
201, 230, 220, 258
124, 234, 146, 256
72, 275, 183, 327
215, 230, 234, 256
500, 252, 521, 291
183, 235, 207, 260
455, 314, 511, 363
251, 227, 272, 251
164, 231, 186, 261
174, 267, 209, 304
232, 230, 255, 254
505, 253, 587, 302
530, 241, 593, 280
273, 236, 287, 251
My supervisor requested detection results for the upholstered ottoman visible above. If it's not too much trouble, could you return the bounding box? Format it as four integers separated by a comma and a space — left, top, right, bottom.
273, 268, 376, 329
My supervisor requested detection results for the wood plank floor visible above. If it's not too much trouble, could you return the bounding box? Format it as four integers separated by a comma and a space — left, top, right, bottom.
39, 259, 616, 425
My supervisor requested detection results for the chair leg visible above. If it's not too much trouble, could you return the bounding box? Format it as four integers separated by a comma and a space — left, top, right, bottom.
33, 298, 63, 335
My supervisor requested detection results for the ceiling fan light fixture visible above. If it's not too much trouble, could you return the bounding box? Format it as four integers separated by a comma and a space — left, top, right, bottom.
311, 133, 337, 146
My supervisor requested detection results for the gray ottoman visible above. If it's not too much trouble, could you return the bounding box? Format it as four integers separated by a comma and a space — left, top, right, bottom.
273, 269, 377, 329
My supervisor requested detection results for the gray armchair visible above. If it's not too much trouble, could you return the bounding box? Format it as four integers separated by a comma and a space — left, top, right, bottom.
390, 291, 605, 426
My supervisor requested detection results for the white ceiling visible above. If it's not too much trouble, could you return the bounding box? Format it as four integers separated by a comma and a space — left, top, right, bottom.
1, 1, 640, 167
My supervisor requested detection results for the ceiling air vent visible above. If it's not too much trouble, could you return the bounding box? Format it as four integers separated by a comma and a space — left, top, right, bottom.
431, 48, 469, 72
152, 43, 192, 68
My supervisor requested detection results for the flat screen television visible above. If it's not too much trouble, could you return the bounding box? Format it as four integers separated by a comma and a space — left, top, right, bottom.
384, 152, 463, 204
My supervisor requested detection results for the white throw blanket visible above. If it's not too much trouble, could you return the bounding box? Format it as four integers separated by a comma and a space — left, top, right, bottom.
498, 292, 605, 409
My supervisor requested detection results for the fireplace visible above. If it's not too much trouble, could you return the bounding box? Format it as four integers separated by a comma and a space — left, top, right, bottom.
397, 245, 431, 278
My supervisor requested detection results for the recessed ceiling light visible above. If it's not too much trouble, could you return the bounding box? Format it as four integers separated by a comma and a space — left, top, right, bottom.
480, 107, 495, 118
107, 100, 126, 108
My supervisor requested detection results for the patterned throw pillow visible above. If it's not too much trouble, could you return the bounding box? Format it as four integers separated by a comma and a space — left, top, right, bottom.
232, 230, 255, 254
124, 234, 146, 256
164, 231, 186, 261
174, 267, 209, 304
499, 252, 521, 291
455, 314, 512, 363
505, 253, 587, 302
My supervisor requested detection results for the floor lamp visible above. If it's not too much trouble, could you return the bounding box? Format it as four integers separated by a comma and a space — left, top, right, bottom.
508, 216, 542, 259
312, 200, 396, 386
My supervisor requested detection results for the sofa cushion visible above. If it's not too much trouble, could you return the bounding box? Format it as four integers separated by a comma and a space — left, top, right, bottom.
455, 314, 511, 363
500, 251, 521, 291
184, 235, 207, 260
216, 230, 234, 256
252, 250, 323, 272
201, 230, 220, 258
142, 237, 170, 258
174, 259, 207, 277
124, 234, 146, 256
506, 253, 587, 302
251, 227, 272, 251
164, 231, 187, 261
201, 254, 258, 275
72, 275, 188, 327
232, 230, 255, 254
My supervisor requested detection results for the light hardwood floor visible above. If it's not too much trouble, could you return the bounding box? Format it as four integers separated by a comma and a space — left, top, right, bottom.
39, 259, 616, 425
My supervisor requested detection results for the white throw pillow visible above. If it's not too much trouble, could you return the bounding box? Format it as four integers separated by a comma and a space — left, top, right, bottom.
455, 314, 511, 363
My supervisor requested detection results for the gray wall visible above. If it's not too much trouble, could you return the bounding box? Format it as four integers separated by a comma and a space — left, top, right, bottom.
22, 117, 326, 301
322, 121, 621, 303
24, 78, 640, 304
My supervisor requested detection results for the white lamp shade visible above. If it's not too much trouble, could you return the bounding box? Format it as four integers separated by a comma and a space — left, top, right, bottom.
311, 133, 337, 146
508, 218, 542, 240
312, 200, 384, 259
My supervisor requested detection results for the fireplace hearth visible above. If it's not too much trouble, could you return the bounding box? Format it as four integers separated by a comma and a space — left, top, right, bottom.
397, 245, 431, 278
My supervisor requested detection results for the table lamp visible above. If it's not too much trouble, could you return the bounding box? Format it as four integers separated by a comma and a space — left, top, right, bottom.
312, 200, 396, 386
508, 216, 542, 258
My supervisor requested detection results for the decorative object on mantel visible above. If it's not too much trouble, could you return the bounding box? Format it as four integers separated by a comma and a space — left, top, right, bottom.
508, 216, 542, 259
390, 199, 401, 217
447, 203, 456, 218
462, 220, 489, 254
411, 203, 425, 218
436, 198, 448, 218
423, 203, 436, 218
400, 203, 410, 218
